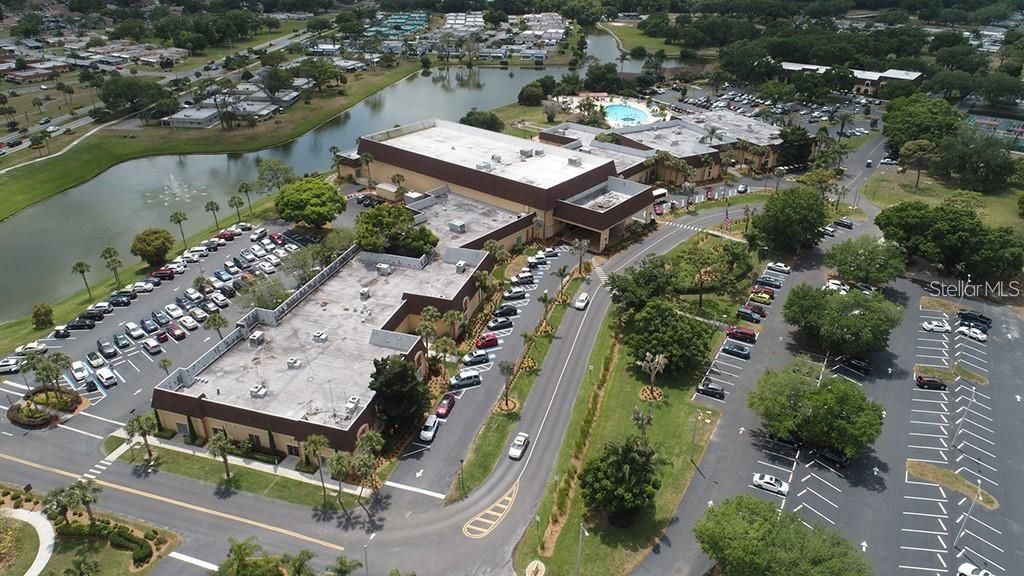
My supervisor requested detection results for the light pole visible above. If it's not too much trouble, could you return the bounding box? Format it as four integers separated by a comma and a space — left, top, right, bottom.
952, 385, 976, 451
363, 532, 375, 576
574, 522, 589, 576
459, 458, 465, 497
953, 479, 982, 550
952, 274, 970, 373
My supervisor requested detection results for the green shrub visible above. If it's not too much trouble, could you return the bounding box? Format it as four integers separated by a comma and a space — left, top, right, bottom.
153, 428, 176, 440
144, 530, 158, 541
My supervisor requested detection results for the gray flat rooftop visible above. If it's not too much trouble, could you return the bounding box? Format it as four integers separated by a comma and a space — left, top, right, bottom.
615, 120, 725, 158
366, 119, 612, 189
684, 110, 782, 147
564, 176, 649, 213
417, 191, 523, 251
575, 141, 650, 174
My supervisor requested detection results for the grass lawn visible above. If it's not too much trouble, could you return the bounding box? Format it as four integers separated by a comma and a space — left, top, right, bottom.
0, 518, 39, 576
0, 61, 418, 221
450, 277, 585, 501
167, 19, 311, 72
906, 460, 998, 510
666, 233, 762, 323
43, 514, 179, 576
862, 170, 1024, 229
120, 445, 360, 511
491, 103, 571, 138
597, 22, 678, 56
0, 194, 279, 356
514, 312, 720, 576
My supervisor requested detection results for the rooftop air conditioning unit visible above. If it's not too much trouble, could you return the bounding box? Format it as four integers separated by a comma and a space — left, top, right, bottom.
534, 148, 544, 156
653, 133, 663, 140
376, 263, 393, 276
448, 220, 466, 233
670, 140, 679, 146
567, 156, 582, 167
520, 148, 534, 158
491, 154, 503, 163
249, 384, 268, 398
313, 330, 328, 343
475, 161, 492, 171
287, 357, 302, 369
359, 287, 371, 300
456, 260, 466, 273
343, 396, 359, 420
249, 331, 265, 346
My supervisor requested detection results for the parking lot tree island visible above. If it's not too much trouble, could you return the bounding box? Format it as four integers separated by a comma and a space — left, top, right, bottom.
824, 235, 907, 286
783, 285, 903, 358
275, 177, 347, 228
130, 228, 176, 267
747, 186, 829, 255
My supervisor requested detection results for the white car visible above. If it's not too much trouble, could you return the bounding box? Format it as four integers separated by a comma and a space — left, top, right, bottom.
251, 245, 267, 258
264, 254, 281, 267
224, 262, 241, 275
190, 307, 209, 322
210, 292, 230, 308
273, 247, 288, 259
257, 261, 276, 274
240, 250, 258, 263
881, 157, 898, 165
184, 288, 204, 302
178, 315, 200, 330
164, 304, 185, 319
508, 432, 530, 460
766, 262, 791, 274
70, 361, 89, 383
183, 251, 201, 263
14, 341, 48, 356
574, 292, 590, 310
0, 357, 26, 374
131, 281, 154, 293
956, 325, 987, 342
752, 473, 789, 496
284, 243, 300, 252
824, 279, 850, 292
958, 563, 994, 576
419, 415, 440, 442
921, 320, 951, 333
168, 262, 187, 274
124, 322, 146, 340
89, 302, 113, 315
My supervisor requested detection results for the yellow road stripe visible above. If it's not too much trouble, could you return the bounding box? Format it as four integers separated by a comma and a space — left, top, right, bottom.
0, 452, 344, 552
462, 481, 518, 539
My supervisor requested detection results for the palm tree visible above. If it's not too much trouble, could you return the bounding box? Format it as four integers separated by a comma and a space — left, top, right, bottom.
282, 550, 318, 576
498, 360, 515, 409
43, 486, 73, 523
69, 479, 102, 524
71, 261, 92, 298
329, 145, 340, 169
31, 96, 43, 113
442, 309, 463, 339
360, 152, 375, 188
837, 111, 853, 139
617, 52, 629, 72
329, 451, 353, 512
520, 331, 536, 350
238, 181, 254, 216
64, 552, 99, 576
159, 358, 172, 375
204, 312, 229, 339
219, 536, 263, 575
228, 195, 245, 223
419, 305, 441, 355
170, 211, 188, 245
554, 265, 570, 284
773, 167, 786, 194
204, 200, 221, 227
537, 291, 552, 315
434, 336, 456, 374
390, 172, 405, 192
701, 125, 721, 145
125, 411, 157, 461
635, 352, 668, 396
101, 246, 122, 286
303, 433, 330, 505
207, 430, 233, 480
571, 238, 589, 273
327, 555, 363, 576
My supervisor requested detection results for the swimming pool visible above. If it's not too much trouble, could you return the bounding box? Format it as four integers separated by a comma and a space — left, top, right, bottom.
604, 103, 650, 126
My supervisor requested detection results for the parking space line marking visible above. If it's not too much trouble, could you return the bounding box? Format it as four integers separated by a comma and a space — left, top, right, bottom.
897, 565, 945, 573
760, 449, 796, 462
909, 432, 947, 438
57, 424, 103, 439
756, 460, 793, 474
911, 409, 949, 415
2, 380, 29, 391
956, 359, 989, 372
955, 396, 991, 411
961, 418, 995, 434
957, 546, 1005, 572
957, 440, 996, 459
800, 487, 837, 508
954, 466, 998, 487
908, 445, 948, 452
955, 385, 991, 400
805, 472, 841, 492
712, 360, 745, 371
967, 516, 1003, 535
962, 529, 1003, 553
904, 495, 947, 503
901, 528, 945, 535
799, 502, 834, 525
77, 412, 126, 426
904, 511, 948, 519
901, 546, 945, 553
910, 420, 947, 427
957, 406, 993, 422
911, 398, 948, 405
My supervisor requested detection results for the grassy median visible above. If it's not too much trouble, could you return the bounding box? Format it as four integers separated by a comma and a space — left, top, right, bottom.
0, 62, 418, 221
914, 364, 989, 386
906, 460, 998, 510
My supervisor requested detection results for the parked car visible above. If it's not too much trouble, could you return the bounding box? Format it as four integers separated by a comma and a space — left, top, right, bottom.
833, 218, 854, 229
86, 351, 106, 369
721, 343, 751, 360
270, 232, 285, 245
487, 317, 513, 331
915, 375, 947, 390
167, 323, 187, 341
217, 230, 236, 241
449, 370, 482, 389
697, 380, 726, 399
190, 307, 209, 322
214, 269, 234, 282
151, 310, 172, 326
574, 292, 590, 310
179, 316, 200, 331
152, 267, 175, 280
921, 320, 951, 333
113, 334, 131, 349
508, 432, 530, 460
250, 228, 267, 242
766, 262, 790, 274
89, 302, 113, 315
511, 272, 535, 286
493, 304, 519, 318
109, 294, 132, 307
0, 357, 26, 374
79, 308, 105, 321
736, 307, 762, 324
210, 292, 230, 308
124, 322, 146, 339
184, 288, 204, 302
225, 262, 241, 275
140, 318, 160, 334
820, 225, 836, 237
752, 473, 789, 496
956, 309, 992, 327
66, 318, 96, 330
503, 287, 527, 300
258, 261, 276, 274
743, 303, 768, 318
52, 325, 71, 339
131, 281, 154, 293
475, 333, 499, 348
839, 357, 873, 376
751, 285, 775, 299
201, 300, 220, 314
748, 292, 772, 306
955, 325, 987, 342
97, 339, 118, 359
435, 394, 456, 418
95, 367, 117, 388
14, 341, 47, 356
142, 338, 163, 354
958, 562, 994, 576
462, 350, 490, 366
756, 275, 783, 289
726, 326, 757, 344
70, 361, 89, 382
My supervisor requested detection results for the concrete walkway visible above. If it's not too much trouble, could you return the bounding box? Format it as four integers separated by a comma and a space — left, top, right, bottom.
5, 508, 55, 576
110, 430, 369, 497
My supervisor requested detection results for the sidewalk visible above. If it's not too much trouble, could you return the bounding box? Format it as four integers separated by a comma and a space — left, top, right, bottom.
110, 430, 370, 498
5, 508, 55, 576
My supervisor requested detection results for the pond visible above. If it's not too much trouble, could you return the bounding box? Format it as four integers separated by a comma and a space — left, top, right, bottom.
0, 66, 560, 319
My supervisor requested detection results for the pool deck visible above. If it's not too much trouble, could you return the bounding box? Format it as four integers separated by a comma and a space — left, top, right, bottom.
558, 95, 666, 128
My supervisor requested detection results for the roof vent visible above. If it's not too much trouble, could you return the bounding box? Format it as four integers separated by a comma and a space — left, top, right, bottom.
376, 263, 392, 276
671, 140, 679, 146
653, 133, 663, 140
568, 156, 582, 167
491, 154, 503, 163
475, 161, 492, 171
519, 148, 534, 158
249, 331, 265, 346
343, 396, 359, 420
249, 384, 268, 398
287, 357, 302, 369
534, 148, 544, 156
673, 128, 682, 134
359, 287, 370, 300
456, 260, 467, 273
312, 330, 328, 343
449, 220, 466, 233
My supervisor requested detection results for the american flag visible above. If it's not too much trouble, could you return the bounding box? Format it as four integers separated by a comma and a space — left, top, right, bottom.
724, 205, 731, 226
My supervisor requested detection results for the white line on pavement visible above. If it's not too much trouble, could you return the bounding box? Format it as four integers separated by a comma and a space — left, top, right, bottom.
57, 423, 103, 439
382, 480, 445, 500
77, 411, 126, 426
169, 551, 219, 571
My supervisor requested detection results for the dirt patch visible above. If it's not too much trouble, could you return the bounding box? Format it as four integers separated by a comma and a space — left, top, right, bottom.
496, 398, 518, 413
919, 295, 959, 313
906, 460, 998, 510
638, 386, 663, 402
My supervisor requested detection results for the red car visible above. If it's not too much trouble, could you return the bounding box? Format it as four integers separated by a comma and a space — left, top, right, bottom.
166, 323, 187, 341
475, 333, 499, 348
152, 267, 175, 280
270, 232, 285, 245
751, 285, 775, 299
743, 303, 768, 318
217, 230, 235, 241
154, 330, 169, 342
654, 203, 664, 216
435, 393, 456, 418
726, 326, 757, 344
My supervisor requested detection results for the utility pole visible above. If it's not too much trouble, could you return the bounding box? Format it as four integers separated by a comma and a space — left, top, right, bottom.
574, 522, 589, 576
953, 480, 982, 550
362, 532, 376, 576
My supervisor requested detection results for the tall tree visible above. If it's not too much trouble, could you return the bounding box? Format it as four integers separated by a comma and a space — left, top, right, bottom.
126, 411, 158, 461
368, 355, 427, 432
498, 360, 515, 410
205, 200, 221, 228
207, 430, 234, 480
68, 479, 102, 524
281, 550, 317, 576
899, 139, 937, 188
623, 299, 713, 376
204, 312, 229, 339
101, 246, 122, 286
169, 211, 189, 245
238, 181, 254, 216
579, 435, 667, 527
747, 186, 828, 254
256, 159, 297, 195
228, 195, 245, 222
571, 238, 590, 273
275, 178, 347, 228
303, 434, 330, 505
71, 261, 92, 298
824, 236, 906, 285
359, 152, 375, 188
327, 556, 363, 576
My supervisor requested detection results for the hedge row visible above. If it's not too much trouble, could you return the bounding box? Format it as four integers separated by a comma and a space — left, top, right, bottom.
57, 521, 153, 566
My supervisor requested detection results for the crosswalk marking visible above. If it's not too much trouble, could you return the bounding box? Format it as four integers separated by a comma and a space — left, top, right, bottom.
664, 221, 706, 232
463, 482, 518, 539
594, 265, 609, 284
